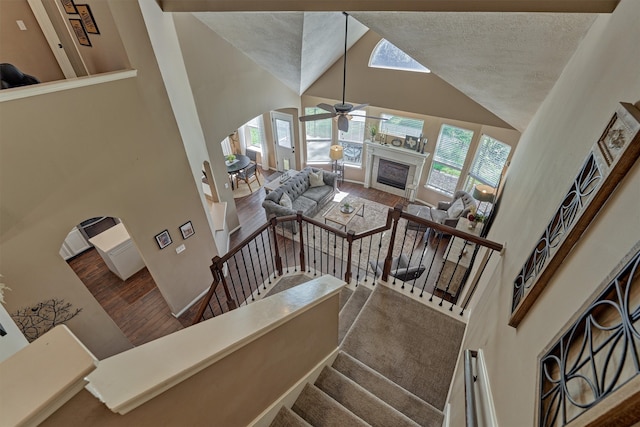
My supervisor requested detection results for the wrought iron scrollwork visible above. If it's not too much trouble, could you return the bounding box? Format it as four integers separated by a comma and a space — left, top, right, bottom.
539, 245, 640, 426
513, 154, 602, 311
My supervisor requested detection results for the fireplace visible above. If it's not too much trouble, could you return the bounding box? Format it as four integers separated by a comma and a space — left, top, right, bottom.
377, 159, 409, 190
364, 142, 430, 201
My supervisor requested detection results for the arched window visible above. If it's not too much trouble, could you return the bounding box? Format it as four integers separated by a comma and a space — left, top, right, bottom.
369, 39, 430, 73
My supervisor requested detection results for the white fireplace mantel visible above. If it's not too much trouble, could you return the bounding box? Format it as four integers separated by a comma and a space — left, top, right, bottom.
364, 142, 430, 201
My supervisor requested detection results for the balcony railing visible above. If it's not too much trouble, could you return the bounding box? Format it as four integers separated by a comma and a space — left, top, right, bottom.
193, 204, 504, 324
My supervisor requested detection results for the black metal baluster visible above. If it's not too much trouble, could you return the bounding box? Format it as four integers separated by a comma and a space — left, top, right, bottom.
333, 230, 337, 277
395, 223, 411, 288
292, 220, 298, 273
412, 241, 429, 294
340, 234, 345, 280
229, 255, 246, 306
306, 221, 311, 273
428, 232, 446, 301
280, 222, 290, 274
364, 235, 374, 283
266, 228, 278, 281
248, 240, 262, 296
319, 226, 323, 275
259, 231, 272, 287
312, 224, 318, 276
239, 246, 256, 301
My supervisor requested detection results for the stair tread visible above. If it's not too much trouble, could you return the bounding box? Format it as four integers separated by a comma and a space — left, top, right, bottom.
292, 383, 368, 427
338, 285, 372, 343
316, 366, 420, 427
339, 287, 354, 312
270, 406, 312, 427
333, 351, 444, 427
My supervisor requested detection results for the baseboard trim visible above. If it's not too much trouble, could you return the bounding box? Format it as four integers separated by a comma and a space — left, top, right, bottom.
172, 288, 209, 318
248, 347, 340, 427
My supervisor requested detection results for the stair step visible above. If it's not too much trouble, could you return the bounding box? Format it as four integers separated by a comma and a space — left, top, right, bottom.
332, 352, 444, 427
339, 287, 354, 312
338, 285, 371, 343
292, 383, 368, 427
315, 366, 420, 427
270, 406, 312, 427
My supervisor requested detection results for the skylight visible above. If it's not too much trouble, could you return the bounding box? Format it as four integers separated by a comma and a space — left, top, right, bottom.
369, 39, 431, 73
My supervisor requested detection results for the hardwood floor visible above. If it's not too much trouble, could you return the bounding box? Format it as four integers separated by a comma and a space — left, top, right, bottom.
69, 169, 410, 348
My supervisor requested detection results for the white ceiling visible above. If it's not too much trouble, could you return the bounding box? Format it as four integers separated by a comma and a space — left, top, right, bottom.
193, 11, 600, 131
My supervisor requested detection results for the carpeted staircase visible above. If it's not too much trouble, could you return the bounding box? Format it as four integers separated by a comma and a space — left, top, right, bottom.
265, 274, 465, 427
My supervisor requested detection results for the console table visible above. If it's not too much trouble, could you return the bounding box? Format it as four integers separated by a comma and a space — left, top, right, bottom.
437, 218, 483, 296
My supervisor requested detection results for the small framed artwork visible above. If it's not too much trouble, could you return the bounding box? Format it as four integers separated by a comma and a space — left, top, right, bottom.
403, 135, 419, 150
75, 4, 99, 34
155, 230, 172, 249
180, 221, 195, 240
69, 19, 91, 47
60, 0, 77, 14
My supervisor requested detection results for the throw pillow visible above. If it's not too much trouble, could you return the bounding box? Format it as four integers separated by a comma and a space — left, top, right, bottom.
309, 170, 324, 188
447, 198, 465, 219
279, 192, 293, 209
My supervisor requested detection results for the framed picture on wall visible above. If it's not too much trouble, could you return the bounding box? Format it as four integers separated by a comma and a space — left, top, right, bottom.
69, 19, 91, 47
75, 4, 100, 34
155, 230, 172, 249
403, 135, 419, 150
60, 0, 77, 14
180, 221, 195, 240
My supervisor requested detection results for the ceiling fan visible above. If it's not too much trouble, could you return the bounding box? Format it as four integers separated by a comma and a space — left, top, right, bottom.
299, 12, 386, 133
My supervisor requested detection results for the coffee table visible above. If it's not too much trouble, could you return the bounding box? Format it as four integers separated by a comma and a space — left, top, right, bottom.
323, 202, 365, 230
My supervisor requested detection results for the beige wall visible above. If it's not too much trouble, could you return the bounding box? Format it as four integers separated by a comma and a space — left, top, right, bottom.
448, 0, 640, 425
0, 2, 217, 358
173, 13, 302, 230
0, 0, 64, 82
42, 295, 339, 426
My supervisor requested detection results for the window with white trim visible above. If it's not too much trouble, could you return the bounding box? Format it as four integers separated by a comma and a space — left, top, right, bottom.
338, 111, 365, 166
464, 135, 511, 191
379, 114, 424, 139
242, 115, 265, 150
426, 124, 474, 195
221, 137, 232, 156
304, 107, 333, 163
369, 39, 431, 73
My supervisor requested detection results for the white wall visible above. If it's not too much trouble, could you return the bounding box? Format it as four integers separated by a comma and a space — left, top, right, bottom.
448, 1, 640, 425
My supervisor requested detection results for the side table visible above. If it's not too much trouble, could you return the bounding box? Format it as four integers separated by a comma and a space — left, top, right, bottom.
437, 218, 483, 296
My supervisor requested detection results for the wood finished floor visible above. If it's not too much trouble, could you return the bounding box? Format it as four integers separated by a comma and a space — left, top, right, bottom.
68, 169, 410, 347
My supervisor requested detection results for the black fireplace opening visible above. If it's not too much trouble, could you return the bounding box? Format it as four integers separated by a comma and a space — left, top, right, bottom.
377, 159, 409, 190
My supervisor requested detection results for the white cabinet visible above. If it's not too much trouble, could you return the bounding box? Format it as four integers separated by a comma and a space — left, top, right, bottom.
59, 227, 92, 260
89, 223, 145, 281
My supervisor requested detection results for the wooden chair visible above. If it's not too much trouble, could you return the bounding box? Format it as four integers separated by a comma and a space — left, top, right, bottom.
235, 163, 261, 192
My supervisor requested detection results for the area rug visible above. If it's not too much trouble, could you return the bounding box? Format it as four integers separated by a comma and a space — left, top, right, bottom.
340, 284, 466, 410
279, 192, 421, 264
232, 172, 265, 199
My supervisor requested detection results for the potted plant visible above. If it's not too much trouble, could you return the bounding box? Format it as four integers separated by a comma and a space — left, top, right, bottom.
341, 202, 353, 213
368, 125, 377, 142
225, 154, 236, 163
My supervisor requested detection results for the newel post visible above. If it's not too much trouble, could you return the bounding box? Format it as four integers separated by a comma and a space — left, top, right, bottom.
345, 230, 355, 284
382, 204, 403, 282
297, 211, 306, 272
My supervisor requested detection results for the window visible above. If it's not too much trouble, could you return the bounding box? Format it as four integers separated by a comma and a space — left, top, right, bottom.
464, 135, 511, 191
221, 137, 232, 156
426, 124, 474, 195
304, 107, 333, 163
338, 111, 365, 165
242, 116, 265, 149
380, 114, 424, 138
369, 39, 431, 73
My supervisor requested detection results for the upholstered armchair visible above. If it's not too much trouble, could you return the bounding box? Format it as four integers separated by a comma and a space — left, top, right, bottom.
369, 253, 426, 282
406, 190, 477, 232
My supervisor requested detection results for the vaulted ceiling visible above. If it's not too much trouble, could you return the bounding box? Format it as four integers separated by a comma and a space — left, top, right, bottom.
166, 1, 619, 131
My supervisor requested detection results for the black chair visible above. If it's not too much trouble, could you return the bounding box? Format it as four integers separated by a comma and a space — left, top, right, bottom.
246, 149, 258, 164
235, 163, 261, 192
369, 254, 426, 282
1, 63, 40, 89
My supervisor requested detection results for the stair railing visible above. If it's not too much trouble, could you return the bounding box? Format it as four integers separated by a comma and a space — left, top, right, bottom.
193, 204, 504, 324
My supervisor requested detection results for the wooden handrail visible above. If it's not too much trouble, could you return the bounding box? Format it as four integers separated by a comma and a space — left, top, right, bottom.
192, 204, 505, 324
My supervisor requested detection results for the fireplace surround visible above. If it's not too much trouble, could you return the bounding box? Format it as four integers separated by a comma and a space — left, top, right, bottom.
364, 142, 430, 201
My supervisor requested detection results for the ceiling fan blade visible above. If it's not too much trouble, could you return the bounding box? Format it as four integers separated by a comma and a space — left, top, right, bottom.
337, 115, 349, 132
351, 103, 369, 112
317, 103, 336, 114
299, 112, 336, 122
